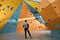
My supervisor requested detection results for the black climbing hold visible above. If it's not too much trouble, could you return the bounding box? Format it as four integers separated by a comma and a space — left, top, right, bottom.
2, 0, 4, 1
34, 11, 38, 13
48, 18, 50, 21
59, 13, 60, 15
36, 17, 38, 19
2, 8, 5, 10
4, 13, 6, 15
54, 6, 56, 8
35, 7, 38, 10
42, 8, 44, 10
0, 4, 2, 7
7, 6, 10, 8
0, 9, 1, 11
10, 7, 14, 11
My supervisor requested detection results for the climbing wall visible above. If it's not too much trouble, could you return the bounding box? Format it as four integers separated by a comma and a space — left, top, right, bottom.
0, 0, 60, 33
30, 0, 60, 39
0, 0, 23, 33
16, 1, 47, 32
0, 0, 48, 34
32, 0, 60, 30
0, 0, 60, 39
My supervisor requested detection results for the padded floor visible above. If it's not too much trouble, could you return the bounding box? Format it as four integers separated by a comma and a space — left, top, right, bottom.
0, 30, 56, 40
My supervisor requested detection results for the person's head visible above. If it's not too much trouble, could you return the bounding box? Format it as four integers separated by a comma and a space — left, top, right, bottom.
25, 20, 27, 22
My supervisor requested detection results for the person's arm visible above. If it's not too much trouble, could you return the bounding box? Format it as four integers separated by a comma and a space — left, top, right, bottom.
27, 24, 29, 28
23, 24, 24, 28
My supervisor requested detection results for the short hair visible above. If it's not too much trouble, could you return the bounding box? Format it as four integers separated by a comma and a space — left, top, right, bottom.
25, 20, 27, 22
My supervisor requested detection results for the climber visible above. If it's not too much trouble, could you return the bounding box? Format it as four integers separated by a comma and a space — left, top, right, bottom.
23, 20, 32, 39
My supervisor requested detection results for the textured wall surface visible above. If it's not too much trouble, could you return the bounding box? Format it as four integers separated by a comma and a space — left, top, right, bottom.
0, 0, 60, 39
0, 0, 47, 34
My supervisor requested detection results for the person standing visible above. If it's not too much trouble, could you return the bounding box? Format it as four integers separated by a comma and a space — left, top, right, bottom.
23, 20, 32, 39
